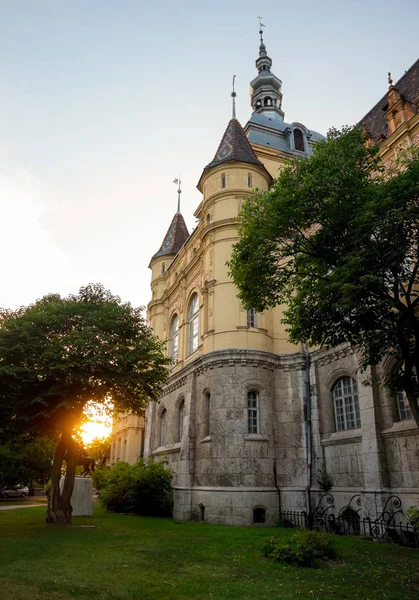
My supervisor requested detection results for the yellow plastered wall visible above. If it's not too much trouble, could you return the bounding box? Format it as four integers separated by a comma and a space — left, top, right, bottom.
148, 153, 302, 368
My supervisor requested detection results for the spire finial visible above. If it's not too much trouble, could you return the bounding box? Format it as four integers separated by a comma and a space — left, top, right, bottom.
231, 75, 237, 119
257, 15, 265, 44
388, 72, 393, 87
173, 177, 181, 213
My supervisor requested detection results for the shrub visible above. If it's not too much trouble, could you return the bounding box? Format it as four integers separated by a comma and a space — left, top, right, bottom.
276, 517, 295, 528
97, 459, 173, 517
405, 506, 419, 526
263, 530, 337, 568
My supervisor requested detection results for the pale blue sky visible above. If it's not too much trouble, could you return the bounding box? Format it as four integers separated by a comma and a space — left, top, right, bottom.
0, 0, 417, 309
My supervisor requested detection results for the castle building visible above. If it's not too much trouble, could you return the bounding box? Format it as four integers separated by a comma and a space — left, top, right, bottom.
111, 31, 419, 526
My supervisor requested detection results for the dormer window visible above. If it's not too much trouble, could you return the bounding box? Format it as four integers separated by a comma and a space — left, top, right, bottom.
294, 129, 305, 152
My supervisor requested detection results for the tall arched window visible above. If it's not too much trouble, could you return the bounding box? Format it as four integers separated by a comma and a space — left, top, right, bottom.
248, 390, 259, 434
333, 377, 361, 431
169, 314, 179, 364
178, 400, 185, 441
188, 293, 200, 355
160, 409, 167, 447
396, 391, 413, 421
293, 128, 305, 152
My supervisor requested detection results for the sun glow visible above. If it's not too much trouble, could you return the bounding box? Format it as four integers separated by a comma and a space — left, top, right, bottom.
80, 419, 112, 445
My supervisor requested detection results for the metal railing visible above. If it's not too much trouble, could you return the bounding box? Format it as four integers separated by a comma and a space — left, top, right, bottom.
280, 494, 419, 548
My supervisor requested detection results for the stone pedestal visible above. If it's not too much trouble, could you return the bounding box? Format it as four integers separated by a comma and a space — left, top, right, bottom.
60, 476, 93, 516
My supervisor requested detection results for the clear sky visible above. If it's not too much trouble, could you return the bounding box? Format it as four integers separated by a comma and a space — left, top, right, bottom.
1, 0, 418, 311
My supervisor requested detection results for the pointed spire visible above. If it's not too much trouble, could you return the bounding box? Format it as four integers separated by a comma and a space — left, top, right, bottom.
204, 119, 263, 170
257, 16, 267, 56
173, 177, 182, 213
152, 211, 189, 259
231, 75, 237, 120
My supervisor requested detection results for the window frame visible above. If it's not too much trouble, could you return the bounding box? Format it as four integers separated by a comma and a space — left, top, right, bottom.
169, 314, 179, 364
293, 128, 305, 152
247, 390, 260, 434
188, 293, 200, 355
396, 390, 413, 421
160, 409, 167, 447
178, 399, 185, 441
247, 308, 256, 328
333, 377, 361, 431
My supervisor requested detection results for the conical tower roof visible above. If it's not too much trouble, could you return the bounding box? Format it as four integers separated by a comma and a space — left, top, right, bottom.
152, 212, 190, 259
204, 118, 264, 170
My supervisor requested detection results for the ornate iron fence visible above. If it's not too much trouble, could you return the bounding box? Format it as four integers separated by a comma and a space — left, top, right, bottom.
280, 494, 419, 548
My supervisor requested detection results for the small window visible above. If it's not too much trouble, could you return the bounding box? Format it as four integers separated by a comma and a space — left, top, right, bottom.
178, 400, 185, 441
199, 503, 205, 522
247, 173, 252, 188
188, 293, 200, 355
333, 377, 361, 431
169, 314, 179, 364
248, 390, 259, 434
396, 391, 413, 421
247, 308, 256, 328
221, 173, 226, 188
264, 96, 272, 107
203, 391, 211, 437
161, 263, 165, 274
256, 100, 262, 109
253, 507, 266, 524
160, 409, 167, 447
294, 128, 305, 152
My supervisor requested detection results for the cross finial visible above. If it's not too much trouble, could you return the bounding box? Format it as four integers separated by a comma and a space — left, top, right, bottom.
257, 15, 265, 43
231, 75, 237, 119
173, 177, 182, 213
388, 72, 393, 87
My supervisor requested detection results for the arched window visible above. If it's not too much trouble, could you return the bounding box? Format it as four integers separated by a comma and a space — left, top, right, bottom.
199, 503, 205, 522
169, 314, 179, 364
160, 409, 167, 447
247, 308, 256, 328
178, 400, 185, 441
203, 391, 211, 437
248, 390, 259, 434
396, 391, 413, 421
188, 293, 200, 355
294, 128, 305, 152
264, 96, 272, 106
333, 377, 361, 431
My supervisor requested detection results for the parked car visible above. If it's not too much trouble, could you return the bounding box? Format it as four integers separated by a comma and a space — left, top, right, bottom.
1, 486, 30, 498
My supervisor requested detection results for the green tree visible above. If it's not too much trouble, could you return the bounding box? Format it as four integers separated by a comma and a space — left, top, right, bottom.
0, 283, 170, 523
85, 435, 111, 466
228, 127, 419, 423
0, 433, 56, 489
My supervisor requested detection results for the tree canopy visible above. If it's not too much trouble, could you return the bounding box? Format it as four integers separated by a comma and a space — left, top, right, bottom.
0, 283, 170, 521
228, 127, 419, 422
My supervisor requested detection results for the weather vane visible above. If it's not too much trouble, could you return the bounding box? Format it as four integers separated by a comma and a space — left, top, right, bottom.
173, 177, 182, 213
231, 75, 237, 119
257, 15, 266, 43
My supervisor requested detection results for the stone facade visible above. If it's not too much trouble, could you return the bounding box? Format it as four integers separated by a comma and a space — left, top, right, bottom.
112, 41, 419, 525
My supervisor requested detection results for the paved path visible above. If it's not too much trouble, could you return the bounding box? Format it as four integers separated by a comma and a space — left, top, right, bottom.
0, 503, 46, 511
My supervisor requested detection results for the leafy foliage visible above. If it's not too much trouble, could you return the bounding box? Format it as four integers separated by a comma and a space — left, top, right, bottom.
0, 283, 170, 522
0, 434, 56, 488
264, 530, 337, 567
95, 459, 173, 517
85, 435, 111, 465
405, 506, 419, 526
229, 127, 419, 421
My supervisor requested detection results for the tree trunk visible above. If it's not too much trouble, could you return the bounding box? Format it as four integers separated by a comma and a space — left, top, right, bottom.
46, 431, 77, 524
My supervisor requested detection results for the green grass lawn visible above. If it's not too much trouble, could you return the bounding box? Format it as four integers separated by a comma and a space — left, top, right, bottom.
0, 505, 418, 600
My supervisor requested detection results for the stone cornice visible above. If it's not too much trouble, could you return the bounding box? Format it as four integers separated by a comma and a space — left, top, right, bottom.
311, 343, 356, 368
160, 349, 306, 397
